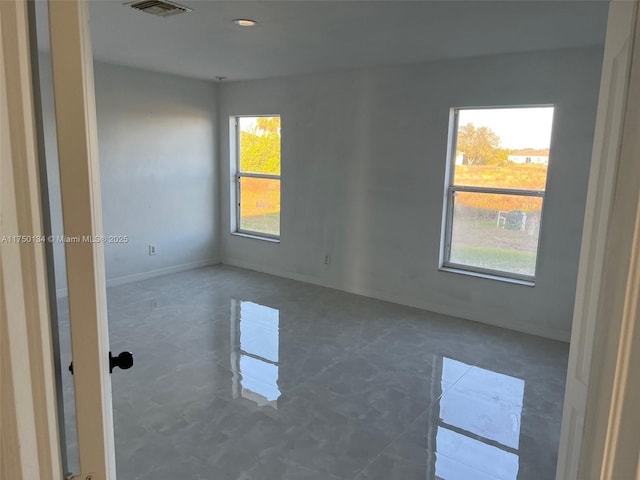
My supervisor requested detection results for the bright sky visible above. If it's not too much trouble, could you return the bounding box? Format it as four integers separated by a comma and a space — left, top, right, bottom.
458, 107, 555, 149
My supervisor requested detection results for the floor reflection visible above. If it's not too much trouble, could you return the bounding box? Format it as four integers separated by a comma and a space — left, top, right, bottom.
431, 357, 524, 480
230, 299, 281, 408
70, 266, 566, 479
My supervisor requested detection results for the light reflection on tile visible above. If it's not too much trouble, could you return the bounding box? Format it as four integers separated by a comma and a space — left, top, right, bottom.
434, 427, 519, 480
376, 356, 526, 480
440, 358, 524, 450
55, 265, 569, 480
231, 299, 281, 407
435, 358, 524, 479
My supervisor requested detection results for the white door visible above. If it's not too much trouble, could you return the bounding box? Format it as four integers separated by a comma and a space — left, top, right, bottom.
556, 2, 640, 479
47, 1, 117, 478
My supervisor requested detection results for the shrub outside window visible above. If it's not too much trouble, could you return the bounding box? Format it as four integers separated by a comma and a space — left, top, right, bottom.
234, 115, 281, 239
442, 106, 555, 282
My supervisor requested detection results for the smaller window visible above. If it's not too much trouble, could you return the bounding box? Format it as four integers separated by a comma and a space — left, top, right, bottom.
233, 116, 281, 239
442, 106, 554, 281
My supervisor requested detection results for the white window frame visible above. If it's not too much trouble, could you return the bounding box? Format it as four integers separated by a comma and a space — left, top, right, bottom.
232, 114, 281, 241
440, 105, 553, 284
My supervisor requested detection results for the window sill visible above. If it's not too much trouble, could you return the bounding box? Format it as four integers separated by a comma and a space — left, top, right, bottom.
231, 231, 280, 243
439, 266, 535, 287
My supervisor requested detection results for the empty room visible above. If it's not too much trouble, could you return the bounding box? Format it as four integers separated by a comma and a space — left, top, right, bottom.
14, 0, 628, 478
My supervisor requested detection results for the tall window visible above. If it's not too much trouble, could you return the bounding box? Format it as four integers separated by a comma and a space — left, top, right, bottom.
234, 115, 281, 239
442, 106, 554, 281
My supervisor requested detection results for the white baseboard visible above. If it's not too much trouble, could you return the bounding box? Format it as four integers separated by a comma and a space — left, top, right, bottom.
55, 258, 220, 298
222, 257, 570, 342
54, 255, 569, 342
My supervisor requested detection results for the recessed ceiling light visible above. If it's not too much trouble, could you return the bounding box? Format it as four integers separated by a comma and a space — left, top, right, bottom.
232, 19, 257, 27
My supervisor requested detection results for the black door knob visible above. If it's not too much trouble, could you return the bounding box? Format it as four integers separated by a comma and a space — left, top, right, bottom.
68, 351, 134, 375
110, 351, 134, 373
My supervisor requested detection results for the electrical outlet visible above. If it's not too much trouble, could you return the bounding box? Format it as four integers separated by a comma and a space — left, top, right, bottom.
324, 254, 330, 265
149, 244, 157, 256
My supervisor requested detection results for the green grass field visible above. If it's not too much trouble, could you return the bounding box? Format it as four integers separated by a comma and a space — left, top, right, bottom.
240, 212, 280, 236
450, 244, 537, 276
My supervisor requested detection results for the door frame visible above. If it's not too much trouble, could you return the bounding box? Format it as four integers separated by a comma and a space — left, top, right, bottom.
569, 1, 640, 477
556, 1, 640, 478
0, 1, 63, 478
48, 0, 117, 479
3, 0, 640, 478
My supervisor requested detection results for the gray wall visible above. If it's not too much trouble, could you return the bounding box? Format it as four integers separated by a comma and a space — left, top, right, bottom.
39, 54, 220, 293
218, 46, 604, 341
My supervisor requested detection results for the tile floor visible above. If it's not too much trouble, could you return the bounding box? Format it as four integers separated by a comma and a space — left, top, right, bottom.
57, 265, 569, 480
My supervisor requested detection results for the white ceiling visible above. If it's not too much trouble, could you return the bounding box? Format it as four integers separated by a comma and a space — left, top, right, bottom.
35, 0, 610, 82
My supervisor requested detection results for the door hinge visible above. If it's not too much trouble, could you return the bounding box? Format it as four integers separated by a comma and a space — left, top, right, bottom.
64, 472, 95, 480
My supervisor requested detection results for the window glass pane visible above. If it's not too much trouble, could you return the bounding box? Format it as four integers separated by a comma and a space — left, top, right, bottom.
449, 192, 543, 277
239, 177, 280, 236
453, 107, 553, 189
454, 164, 548, 190
238, 116, 281, 175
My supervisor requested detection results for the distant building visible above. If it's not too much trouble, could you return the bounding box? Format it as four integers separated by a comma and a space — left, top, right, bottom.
508, 148, 550, 165
455, 151, 465, 165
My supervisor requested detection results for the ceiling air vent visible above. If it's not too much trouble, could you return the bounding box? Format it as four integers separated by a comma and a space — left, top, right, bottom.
127, 0, 191, 17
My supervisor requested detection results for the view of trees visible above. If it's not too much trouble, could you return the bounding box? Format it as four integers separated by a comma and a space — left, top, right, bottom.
238, 116, 281, 235
449, 108, 554, 275
456, 123, 510, 165
240, 116, 281, 175
454, 123, 548, 213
